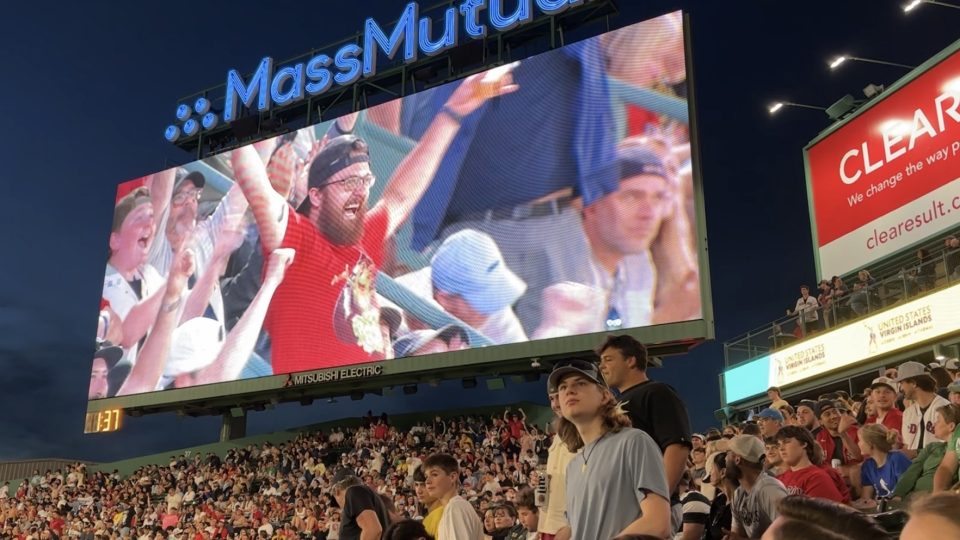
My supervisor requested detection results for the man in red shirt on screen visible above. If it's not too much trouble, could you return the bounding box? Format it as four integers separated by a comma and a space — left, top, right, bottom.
230, 69, 517, 373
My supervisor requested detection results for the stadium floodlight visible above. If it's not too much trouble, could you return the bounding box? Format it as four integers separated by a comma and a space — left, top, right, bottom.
768, 101, 827, 115
945, 76, 960, 94
904, 0, 960, 12
829, 55, 915, 70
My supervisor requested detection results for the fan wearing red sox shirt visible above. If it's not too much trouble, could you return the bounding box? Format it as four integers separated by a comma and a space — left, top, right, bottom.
897, 361, 951, 459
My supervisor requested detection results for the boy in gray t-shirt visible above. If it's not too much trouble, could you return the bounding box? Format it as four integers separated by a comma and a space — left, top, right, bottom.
548, 359, 672, 539
565, 427, 670, 540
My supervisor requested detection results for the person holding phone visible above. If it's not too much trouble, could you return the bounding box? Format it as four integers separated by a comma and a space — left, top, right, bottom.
813, 400, 863, 495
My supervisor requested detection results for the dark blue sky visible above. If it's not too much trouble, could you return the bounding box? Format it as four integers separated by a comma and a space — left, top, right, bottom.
0, 0, 954, 463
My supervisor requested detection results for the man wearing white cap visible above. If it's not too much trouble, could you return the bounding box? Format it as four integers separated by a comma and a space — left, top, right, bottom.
866, 376, 903, 436
723, 435, 787, 539
388, 229, 527, 346
898, 361, 951, 459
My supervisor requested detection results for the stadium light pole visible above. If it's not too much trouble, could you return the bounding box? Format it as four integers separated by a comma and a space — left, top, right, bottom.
829, 56, 916, 71
768, 101, 827, 115
904, 0, 960, 12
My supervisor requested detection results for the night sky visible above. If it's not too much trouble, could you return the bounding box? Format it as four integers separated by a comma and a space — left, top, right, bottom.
0, 0, 955, 463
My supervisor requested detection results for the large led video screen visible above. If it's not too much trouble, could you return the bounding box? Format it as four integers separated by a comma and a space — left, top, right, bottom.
805, 45, 960, 279
90, 10, 704, 400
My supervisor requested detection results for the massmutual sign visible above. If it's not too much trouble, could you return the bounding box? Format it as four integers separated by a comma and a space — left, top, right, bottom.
165, 0, 589, 141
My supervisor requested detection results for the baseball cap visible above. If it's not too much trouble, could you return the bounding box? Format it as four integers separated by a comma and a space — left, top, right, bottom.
870, 376, 897, 392
756, 408, 784, 422
816, 400, 839, 418
616, 145, 669, 182
173, 169, 206, 194
111, 187, 151, 232
727, 435, 765, 463
392, 324, 470, 358
297, 135, 371, 213
547, 359, 606, 393
947, 381, 960, 394
945, 359, 959, 371
94, 342, 123, 366
164, 318, 225, 379
691, 433, 705, 442
796, 399, 819, 415
895, 361, 929, 382
431, 230, 527, 316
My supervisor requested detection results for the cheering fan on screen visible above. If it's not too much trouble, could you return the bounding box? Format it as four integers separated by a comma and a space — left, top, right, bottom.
230, 68, 518, 373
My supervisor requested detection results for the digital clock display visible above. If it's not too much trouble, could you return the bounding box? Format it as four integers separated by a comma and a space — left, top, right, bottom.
84, 409, 123, 433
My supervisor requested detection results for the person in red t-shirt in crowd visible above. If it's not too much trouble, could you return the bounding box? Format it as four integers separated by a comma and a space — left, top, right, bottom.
775, 426, 846, 504
230, 67, 518, 374
813, 400, 863, 494
48, 512, 64, 537
504, 408, 526, 440
866, 377, 904, 441
374, 419, 388, 440
811, 442, 852, 505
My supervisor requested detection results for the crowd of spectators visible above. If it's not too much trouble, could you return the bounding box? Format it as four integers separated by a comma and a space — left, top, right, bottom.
779, 233, 960, 339
9, 337, 960, 540
689, 358, 960, 539
0, 406, 554, 540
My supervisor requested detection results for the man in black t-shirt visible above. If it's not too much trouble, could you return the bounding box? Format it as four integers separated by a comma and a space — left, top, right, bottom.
332, 471, 389, 540
597, 334, 692, 533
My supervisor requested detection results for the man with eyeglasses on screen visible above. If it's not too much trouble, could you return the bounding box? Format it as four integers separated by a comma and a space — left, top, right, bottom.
230, 69, 518, 374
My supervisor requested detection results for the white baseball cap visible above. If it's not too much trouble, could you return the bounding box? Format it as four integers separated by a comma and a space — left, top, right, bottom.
895, 361, 928, 382
165, 317, 224, 378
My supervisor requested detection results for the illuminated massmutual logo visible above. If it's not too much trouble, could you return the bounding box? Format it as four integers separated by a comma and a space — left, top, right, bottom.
165, 0, 586, 141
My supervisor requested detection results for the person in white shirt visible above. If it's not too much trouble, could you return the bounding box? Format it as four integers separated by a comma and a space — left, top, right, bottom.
786, 285, 820, 331
424, 453, 483, 540
897, 361, 952, 459
480, 473, 502, 496
538, 385, 574, 540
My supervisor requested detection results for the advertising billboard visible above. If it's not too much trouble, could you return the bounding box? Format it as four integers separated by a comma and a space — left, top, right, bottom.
89, 11, 710, 405
805, 44, 960, 279
723, 282, 960, 403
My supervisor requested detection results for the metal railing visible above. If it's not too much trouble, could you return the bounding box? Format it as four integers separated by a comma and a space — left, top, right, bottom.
723, 249, 960, 368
